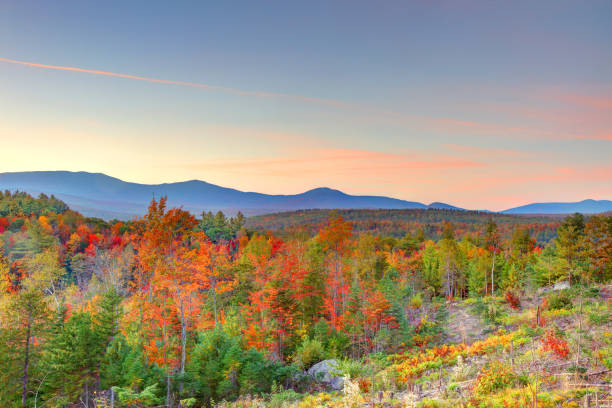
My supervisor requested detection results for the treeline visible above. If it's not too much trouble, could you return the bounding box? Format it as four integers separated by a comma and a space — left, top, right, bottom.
0, 191, 69, 217
246, 208, 561, 242
0, 197, 610, 407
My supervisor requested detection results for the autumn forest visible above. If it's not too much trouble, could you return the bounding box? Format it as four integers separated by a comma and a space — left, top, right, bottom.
0, 191, 610, 408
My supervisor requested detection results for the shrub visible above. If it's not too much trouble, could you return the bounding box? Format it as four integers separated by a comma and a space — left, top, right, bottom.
485, 303, 505, 325
504, 290, 521, 310
294, 337, 327, 369
336, 359, 367, 379
410, 293, 423, 309
309, 320, 350, 358
588, 311, 610, 325
112, 384, 163, 407
541, 329, 570, 359
471, 361, 515, 396
546, 292, 572, 310
268, 387, 303, 408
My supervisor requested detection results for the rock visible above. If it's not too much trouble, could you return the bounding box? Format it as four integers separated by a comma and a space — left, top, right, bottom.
307, 359, 344, 390
553, 281, 570, 291
538, 280, 570, 295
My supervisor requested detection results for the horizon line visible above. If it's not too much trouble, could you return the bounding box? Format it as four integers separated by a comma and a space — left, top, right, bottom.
1, 169, 610, 213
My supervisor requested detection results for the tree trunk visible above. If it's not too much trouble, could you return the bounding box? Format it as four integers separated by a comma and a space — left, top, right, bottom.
178, 295, 186, 395
212, 282, 218, 326
484, 265, 488, 296
22, 310, 32, 408
490, 251, 495, 295
446, 259, 451, 298
166, 372, 171, 408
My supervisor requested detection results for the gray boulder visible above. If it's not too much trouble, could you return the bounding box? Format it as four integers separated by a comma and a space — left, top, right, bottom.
307, 359, 344, 390
538, 280, 571, 295
553, 281, 570, 291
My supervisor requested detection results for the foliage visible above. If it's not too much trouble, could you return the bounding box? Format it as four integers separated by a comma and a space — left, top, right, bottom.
294, 337, 327, 369
112, 383, 163, 407
186, 327, 291, 405
471, 361, 515, 396
0, 191, 69, 217
541, 329, 570, 359
504, 290, 521, 310
545, 291, 572, 310
0, 196, 610, 407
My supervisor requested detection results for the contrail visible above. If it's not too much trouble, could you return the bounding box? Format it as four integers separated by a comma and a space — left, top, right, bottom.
0, 56, 349, 108
2, 56, 604, 142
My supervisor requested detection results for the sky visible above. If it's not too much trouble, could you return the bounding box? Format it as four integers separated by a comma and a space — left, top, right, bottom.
0, 1, 611, 211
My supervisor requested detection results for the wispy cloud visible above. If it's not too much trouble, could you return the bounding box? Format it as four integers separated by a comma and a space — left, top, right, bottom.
443, 143, 534, 158
3, 56, 610, 142
0, 56, 350, 108
174, 147, 484, 179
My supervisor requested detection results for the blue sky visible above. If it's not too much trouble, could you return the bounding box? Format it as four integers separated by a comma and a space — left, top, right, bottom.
1, 1, 611, 210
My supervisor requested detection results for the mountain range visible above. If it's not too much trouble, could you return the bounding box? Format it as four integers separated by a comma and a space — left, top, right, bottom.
501, 199, 612, 215
0, 171, 609, 219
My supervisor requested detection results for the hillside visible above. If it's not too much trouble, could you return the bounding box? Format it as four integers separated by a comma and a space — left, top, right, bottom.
246, 208, 562, 241
1, 195, 610, 407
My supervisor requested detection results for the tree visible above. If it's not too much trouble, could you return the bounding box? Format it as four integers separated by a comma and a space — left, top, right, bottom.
556, 213, 586, 286
127, 197, 199, 402
420, 241, 441, 297
42, 310, 106, 407
241, 235, 279, 353
187, 328, 286, 405
0, 287, 50, 408
439, 223, 461, 299
484, 218, 500, 295
187, 237, 235, 326
317, 214, 353, 330
24, 248, 63, 309
585, 215, 612, 282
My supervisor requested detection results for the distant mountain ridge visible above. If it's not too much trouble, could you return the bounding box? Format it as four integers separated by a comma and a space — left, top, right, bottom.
502, 199, 612, 215
0, 171, 457, 219
0, 171, 608, 219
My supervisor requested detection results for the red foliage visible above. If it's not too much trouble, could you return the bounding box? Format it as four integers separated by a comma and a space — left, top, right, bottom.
0, 217, 8, 233
504, 290, 521, 310
357, 377, 371, 393
541, 329, 570, 359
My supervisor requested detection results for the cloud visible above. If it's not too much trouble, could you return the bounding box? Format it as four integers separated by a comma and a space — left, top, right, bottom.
3, 56, 610, 142
552, 92, 612, 111
0, 56, 350, 108
174, 147, 484, 180
443, 143, 533, 158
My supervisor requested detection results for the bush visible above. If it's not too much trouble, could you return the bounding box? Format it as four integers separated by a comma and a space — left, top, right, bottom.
309, 320, 350, 358
268, 387, 302, 408
112, 384, 163, 407
504, 290, 521, 310
588, 311, 610, 325
546, 292, 572, 310
472, 362, 515, 396
485, 303, 505, 325
294, 337, 327, 369
541, 329, 570, 359
409, 293, 423, 309
336, 359, 367, 379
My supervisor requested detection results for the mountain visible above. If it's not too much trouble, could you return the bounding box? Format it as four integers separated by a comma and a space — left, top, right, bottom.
502, 199, 612, 215
427, 202, 463, 210
0, 171, 456, 219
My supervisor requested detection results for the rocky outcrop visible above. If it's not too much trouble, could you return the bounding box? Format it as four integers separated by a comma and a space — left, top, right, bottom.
307, 360, 344, 390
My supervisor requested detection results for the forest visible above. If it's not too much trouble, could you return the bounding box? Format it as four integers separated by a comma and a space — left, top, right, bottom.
245, 209, 562, 243
0, 191, 611, 408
